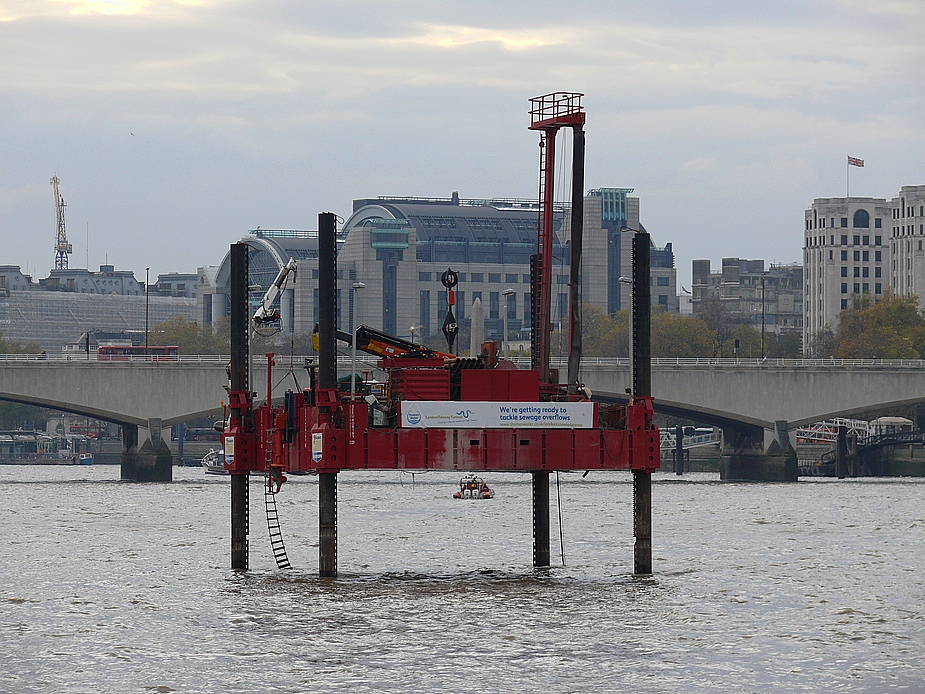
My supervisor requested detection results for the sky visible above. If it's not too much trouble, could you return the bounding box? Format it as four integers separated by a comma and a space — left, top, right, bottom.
2, 0, 923, 289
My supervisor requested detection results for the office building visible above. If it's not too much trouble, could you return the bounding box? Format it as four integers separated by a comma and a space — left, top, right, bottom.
198, 190, 679, 347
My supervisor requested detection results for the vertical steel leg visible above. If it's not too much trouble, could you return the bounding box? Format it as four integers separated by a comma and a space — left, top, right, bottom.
319, 472, 337, 577
231, 473, 249, 570
633, 471, 652, 574
532, 471, 550, 567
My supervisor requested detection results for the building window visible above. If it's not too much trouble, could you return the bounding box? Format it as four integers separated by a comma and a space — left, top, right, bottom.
419, 272, 432, 282
471, 273, 483, 282
853, 210, 870, 228
863, 267, 869, 278
489, 292, 499, 319
841, 299, 848, 309
841, 235, 848, 245
854, 283, 860, 293
876, 251, 882, 262
875, 218, 882, 229
420, 290, 431, 335
830, 235, 834, 245
506, 292, 516, 320
853, 235, 860, 245
829, 250, 833, 260
488, 273, 501, 283
841, 267, 848, 277
841, 283, 848, 294
862, 235, 869, 245
841, 251, 848, 261
522, 274, 530, 283
875, 235, 881, 245
853, 251, 860, 261
863, 283, 869, 293
657, 277, 670, 286
506, 274, 518, 284
841, 218, 848, 228
853, 267, 860, 277
875, 267, 881, 278
875, 283, 882, 294
458, 273, 466, 282
863, 251, 869, 261
658, 295, 668, 306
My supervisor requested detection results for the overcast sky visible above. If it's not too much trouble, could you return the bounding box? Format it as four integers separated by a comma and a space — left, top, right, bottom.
2, 0, 923, 289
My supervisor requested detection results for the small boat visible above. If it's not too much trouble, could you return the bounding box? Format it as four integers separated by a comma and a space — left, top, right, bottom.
453, 474, 495, 499
77, 453, 94, 465
201, 449, 227, 475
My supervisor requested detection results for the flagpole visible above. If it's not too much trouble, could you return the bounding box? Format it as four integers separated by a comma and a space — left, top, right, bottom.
846, 157, 850, 197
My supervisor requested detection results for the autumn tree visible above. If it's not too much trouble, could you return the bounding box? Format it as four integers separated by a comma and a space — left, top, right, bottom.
830, 291, 925, 359
150, 315, 230, 354
651, 312, 715, 358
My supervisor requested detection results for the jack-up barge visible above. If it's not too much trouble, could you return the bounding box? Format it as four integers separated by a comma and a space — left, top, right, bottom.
223, 93, 659, 576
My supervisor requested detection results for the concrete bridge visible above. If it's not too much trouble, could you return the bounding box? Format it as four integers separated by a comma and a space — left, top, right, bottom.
2, 354, 923, 480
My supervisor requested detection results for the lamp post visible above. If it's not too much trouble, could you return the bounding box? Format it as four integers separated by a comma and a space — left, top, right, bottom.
350, 282, 365, 400
501, 288, 515, 356
409, 325, 416, 344
145, 267, 150, 358
760, 275, 766, 359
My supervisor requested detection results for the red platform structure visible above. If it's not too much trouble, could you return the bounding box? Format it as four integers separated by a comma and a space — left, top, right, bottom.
224, 94, 660, 576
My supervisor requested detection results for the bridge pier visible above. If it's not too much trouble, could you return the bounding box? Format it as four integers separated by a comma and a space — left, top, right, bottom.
121, 418, 173, 482
720, 420, 797, 482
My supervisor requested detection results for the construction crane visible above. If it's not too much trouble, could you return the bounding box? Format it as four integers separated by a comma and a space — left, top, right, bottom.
50, 175, 72, 270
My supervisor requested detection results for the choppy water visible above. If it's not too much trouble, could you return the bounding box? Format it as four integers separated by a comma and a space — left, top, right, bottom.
1, 466, 923, 693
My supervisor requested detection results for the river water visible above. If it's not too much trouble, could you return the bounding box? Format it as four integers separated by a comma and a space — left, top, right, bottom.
1, 466, 923, 693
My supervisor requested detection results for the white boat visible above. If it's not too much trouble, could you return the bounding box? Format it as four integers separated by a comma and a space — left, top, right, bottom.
201, 449, 227, 475
77, 453, 94, 465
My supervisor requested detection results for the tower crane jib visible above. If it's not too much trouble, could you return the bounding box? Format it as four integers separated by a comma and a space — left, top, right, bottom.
50, 174, 72, 270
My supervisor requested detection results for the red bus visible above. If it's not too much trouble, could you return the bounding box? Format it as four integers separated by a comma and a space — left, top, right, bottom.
97, 345, 180, 361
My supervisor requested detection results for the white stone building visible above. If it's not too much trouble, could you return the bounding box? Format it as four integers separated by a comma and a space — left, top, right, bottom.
802, 185, 925, 352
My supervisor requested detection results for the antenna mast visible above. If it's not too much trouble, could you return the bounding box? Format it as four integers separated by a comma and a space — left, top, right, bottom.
50, 175, 72, 270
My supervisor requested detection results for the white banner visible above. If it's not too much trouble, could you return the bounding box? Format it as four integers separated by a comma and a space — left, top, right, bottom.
399, 401, 595, 429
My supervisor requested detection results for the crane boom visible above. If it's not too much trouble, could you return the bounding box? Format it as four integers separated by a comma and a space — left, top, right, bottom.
253, 257, 298, 324
50, 175, 72, 270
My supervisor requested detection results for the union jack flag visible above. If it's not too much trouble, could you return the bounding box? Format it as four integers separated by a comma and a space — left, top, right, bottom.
848, 156, 864, 167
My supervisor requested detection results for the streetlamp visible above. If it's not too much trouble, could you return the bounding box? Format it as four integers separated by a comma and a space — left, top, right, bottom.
501, 288, 515, 356
350, 282, 365, 400
760, 275, 766, 359
409, 325, 417, 344
145, 267, 150, 358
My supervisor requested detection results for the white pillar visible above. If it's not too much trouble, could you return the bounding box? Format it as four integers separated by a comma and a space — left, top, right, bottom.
281, 288, 294, 334
211, 293, 226, 327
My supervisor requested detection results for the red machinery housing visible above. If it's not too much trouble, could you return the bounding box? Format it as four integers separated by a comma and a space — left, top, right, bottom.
223, 345, 659, 478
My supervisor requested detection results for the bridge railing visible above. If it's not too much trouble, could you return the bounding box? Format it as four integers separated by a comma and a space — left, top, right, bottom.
3, 353, 925, 368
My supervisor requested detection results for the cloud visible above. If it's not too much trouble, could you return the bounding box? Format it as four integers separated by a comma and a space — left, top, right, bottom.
394, 23, 564, 51
0, 0, 922, 286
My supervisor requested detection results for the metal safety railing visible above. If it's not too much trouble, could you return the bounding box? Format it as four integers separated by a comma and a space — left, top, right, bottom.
4, 353, 925, 369
529, 92, 584, 126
